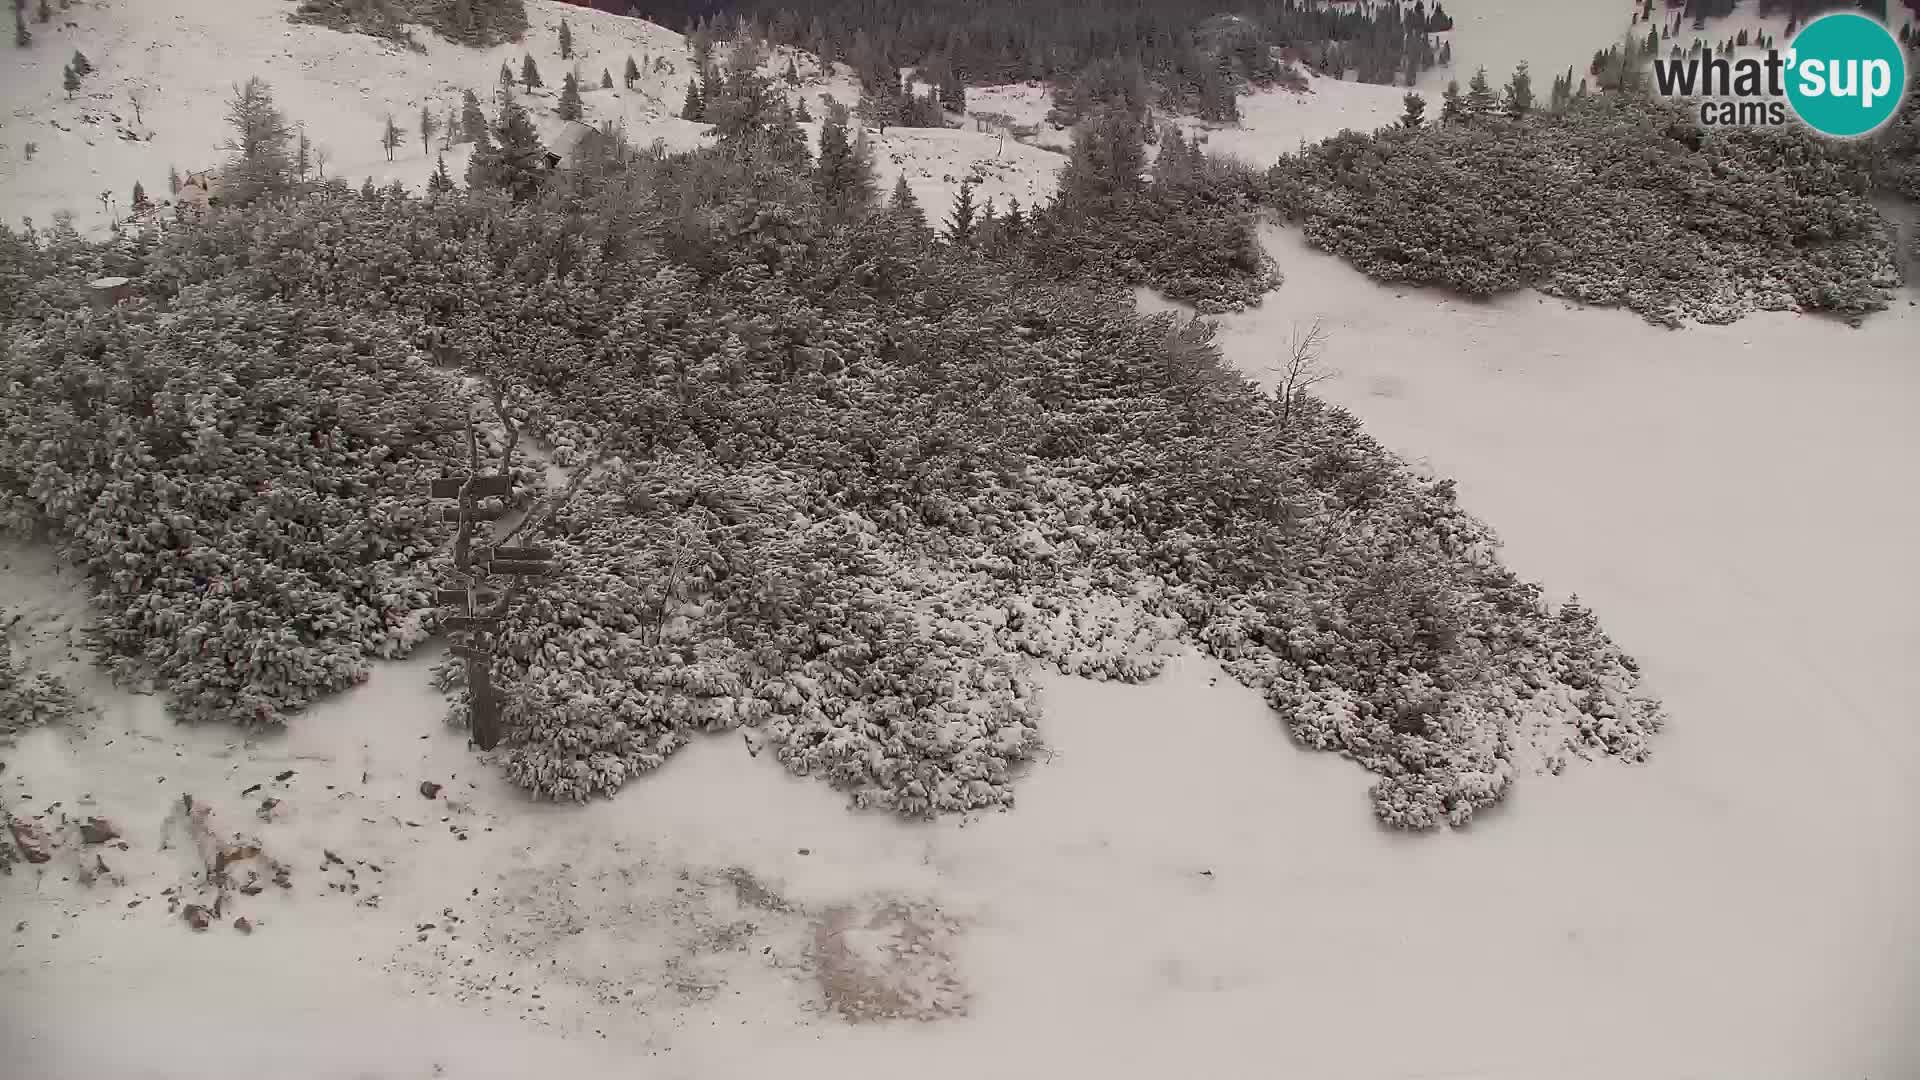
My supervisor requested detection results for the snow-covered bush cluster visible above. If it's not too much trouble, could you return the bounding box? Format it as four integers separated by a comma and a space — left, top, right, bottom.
0, 221, 470, 725
1866, 43, 1920, 203
0, 116, 1662, 826
1266, 93, 1902, 326
0, 633, 76, 739
1025, 116, 1278, 312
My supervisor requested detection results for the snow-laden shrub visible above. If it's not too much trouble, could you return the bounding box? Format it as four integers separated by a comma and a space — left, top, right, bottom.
1267, 94, 1900, 325
0, 635, 77, 739
4, 155, 1666, 826
0, 282, 467, 725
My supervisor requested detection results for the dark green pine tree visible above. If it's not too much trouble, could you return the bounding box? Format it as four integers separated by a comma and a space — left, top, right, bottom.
131, 180, 149, 211
461, 88, 489, 146
1465, 67, 1497, 119
764, 101, 811, 168
428, 153, 454, 194
558, 18, 572, 59
795, 97, 812, 122
1401, 91, 1427, 128
700, 64, 723, 121
1060, 106, 1147, 205
945, 180, 977, 245
887, 173, 926, 233
1503, 62, 1534, 118
784, 57, 800, 85
623, 56, 639, 88
601, 68, 613, 90
1001, 197, 1026, 245
558, 71, 583, 121
63, 64, 79, 99
70, 49, 90, 76
467, 90, 545, 203
521, 55, 542, 91
681, 78, 703, 121
813, 105, 875, 222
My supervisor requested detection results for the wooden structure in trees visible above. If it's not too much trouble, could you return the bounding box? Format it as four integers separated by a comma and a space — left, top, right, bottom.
87, 276, 132, 310
433, 401, 554, 751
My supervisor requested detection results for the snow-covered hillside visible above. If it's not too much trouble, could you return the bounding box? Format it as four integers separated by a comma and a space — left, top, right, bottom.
4, 2, 1918, 1078
0, 0, 1064, 234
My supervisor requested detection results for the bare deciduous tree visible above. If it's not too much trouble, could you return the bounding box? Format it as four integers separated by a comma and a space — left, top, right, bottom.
127, 85, 146, 127
1274, 318, 1336, 426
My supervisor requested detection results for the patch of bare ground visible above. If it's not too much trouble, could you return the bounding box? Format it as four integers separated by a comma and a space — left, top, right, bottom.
810, 900, 968, 1023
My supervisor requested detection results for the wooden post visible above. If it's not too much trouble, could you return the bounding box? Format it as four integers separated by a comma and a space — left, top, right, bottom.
430, 396, 556, 752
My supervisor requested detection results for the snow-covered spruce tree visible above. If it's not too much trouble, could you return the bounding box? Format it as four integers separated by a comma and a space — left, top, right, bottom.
944, 180, 976, 245
558, 72, 583, 121
465, 89, 544, 202
1503, 61, 1534, 118
460, 88, 488, 146
1401, 92, 1426, 128
220, 76, 294, 204
812, 103, 875, 223
521, 54, 542, 91
886, 174, 927, 236
1465, 66, 1497, 120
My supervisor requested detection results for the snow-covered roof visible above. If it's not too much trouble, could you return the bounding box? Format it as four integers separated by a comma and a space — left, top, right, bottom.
546, 121, 602, 165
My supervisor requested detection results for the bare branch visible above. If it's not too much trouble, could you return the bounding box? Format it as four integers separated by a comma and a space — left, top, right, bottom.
1275, 316, 1337, 426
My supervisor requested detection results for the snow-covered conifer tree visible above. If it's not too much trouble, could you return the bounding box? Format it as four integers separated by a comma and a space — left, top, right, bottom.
220, 76, 294, 203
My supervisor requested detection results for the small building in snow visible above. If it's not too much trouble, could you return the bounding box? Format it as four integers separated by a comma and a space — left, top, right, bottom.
543, 121, 607, 171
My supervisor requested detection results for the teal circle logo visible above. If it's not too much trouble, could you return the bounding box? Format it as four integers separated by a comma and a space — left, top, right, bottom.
1785, 13, 1908, 138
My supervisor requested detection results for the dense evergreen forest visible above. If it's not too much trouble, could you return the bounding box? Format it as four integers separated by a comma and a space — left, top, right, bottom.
599, 0, 1452, 118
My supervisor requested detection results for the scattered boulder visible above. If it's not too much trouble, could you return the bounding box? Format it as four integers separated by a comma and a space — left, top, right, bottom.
182, 904, 211, 931
8, 817, 53, 864
78, 816, 119, 844
419, 781, 443, 799
233, 917, 253, 934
